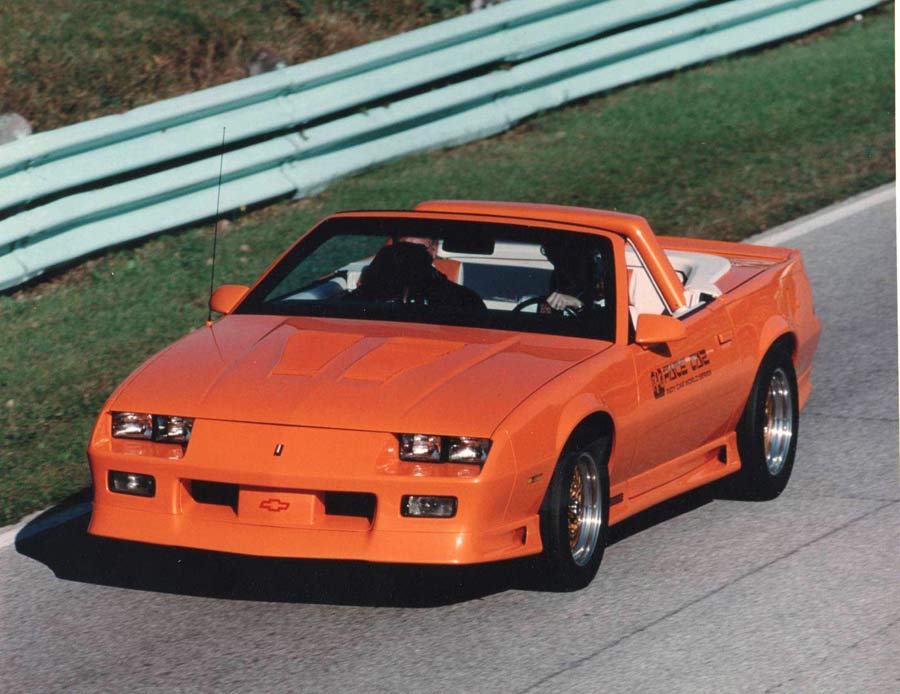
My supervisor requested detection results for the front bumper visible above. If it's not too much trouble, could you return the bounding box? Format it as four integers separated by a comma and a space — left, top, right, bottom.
87, 418, 543, 564
88, 501, 541, 564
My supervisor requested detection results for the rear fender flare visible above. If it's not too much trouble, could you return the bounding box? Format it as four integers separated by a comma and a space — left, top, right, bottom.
734, 318, 796, 425
756, 316, 797, 364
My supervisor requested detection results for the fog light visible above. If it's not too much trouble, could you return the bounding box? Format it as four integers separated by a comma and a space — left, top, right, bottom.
108, 471, 156, 497
401, 495, 457, 518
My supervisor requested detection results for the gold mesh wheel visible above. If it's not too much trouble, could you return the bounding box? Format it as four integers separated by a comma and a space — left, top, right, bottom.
567, 466, 584, 550
566, 451, 603, 566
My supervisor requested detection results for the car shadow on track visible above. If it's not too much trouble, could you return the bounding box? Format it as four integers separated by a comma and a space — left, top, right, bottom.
16, 484, 719, 607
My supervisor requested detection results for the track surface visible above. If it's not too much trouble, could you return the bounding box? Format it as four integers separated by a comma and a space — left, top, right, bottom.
1, 186, 897, 693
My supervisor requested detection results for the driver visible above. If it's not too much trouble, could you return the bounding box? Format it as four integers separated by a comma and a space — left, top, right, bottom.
541, 236, 603, 314
352, 237, 485, 310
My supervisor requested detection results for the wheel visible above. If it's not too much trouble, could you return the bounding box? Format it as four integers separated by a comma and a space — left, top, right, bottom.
537, 438, 610, 590
732, 346, 799, 500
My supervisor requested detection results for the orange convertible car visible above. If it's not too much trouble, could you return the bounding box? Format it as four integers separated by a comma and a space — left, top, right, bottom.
88, 201, 820, 589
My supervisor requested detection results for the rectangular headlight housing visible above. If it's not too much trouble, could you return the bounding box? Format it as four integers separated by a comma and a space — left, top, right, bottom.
398, 434, 491, 464
153, 415, 193, 443
447, 436, 492, 464
112, 412, 194, 444
111, 411, 153, 440
398, 433, 442, 462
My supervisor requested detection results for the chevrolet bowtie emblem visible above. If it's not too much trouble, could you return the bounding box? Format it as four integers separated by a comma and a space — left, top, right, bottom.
259, 498, 290, 512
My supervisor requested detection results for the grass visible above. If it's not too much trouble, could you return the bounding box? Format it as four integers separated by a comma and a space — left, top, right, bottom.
0, 0, 470, 131
0, 6, 894, 525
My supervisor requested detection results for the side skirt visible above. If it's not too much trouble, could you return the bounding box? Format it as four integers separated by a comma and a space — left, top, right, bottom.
609, 433, 742, 526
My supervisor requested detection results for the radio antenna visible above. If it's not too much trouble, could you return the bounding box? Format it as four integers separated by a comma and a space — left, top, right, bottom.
206, 127, 227, 325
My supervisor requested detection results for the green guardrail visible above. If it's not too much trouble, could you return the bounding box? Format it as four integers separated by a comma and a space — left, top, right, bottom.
0, 0, 883, 291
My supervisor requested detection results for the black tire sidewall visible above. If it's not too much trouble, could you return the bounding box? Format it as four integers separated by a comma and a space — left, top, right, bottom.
736, 346, 799, 499
538, 438, 610, 590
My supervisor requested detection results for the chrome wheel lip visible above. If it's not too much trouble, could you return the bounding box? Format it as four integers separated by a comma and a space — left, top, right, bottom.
567, 451, 603, 566
763, 367, 793, 476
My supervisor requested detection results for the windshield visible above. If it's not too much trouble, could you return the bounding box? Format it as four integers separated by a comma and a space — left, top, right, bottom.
237, 216, 616, 341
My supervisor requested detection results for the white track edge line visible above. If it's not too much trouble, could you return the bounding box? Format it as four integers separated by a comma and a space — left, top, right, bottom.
748, 183, 895, 247
0, 502, 91, 550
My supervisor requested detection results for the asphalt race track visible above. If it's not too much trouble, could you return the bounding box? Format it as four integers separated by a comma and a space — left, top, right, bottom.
1, 185, 897, 693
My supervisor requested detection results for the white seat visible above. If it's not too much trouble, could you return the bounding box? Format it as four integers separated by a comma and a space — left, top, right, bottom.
628, 267, 665, 326
625, 247, 731, 323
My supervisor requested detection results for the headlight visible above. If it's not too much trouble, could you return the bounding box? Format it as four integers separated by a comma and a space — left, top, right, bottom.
398, 434, 491, 464
153, 415, 193, 443
399, 434, 442, 462
447, 436, 492, 464
111, 412, 153, 439
112, 411, 194, 444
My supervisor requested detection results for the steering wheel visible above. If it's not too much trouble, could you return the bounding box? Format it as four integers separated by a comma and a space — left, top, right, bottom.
512, 295, 580, 318
512, 295, 547, 313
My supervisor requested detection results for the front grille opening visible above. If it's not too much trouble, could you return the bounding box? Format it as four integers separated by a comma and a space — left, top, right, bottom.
190, 480, 238, 512
324, 492, 376, 522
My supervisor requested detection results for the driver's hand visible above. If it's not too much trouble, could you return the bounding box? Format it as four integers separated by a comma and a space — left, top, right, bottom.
546, 292, 583, 311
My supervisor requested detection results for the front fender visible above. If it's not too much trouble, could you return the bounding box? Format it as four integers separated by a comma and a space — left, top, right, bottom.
495, 346, 633, 523
555, 392, 609, 453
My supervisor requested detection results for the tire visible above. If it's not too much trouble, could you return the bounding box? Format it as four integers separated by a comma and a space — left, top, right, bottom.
732, 346, 799, 500
537, 437, 610, 591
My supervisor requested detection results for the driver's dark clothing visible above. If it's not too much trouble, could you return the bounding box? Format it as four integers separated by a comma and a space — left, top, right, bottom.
542, 235, 600, 305
352, 242, 485, 310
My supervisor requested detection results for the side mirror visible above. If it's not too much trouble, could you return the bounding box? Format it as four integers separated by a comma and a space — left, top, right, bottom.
209, 284, 249, 315
635, 314, 686, 345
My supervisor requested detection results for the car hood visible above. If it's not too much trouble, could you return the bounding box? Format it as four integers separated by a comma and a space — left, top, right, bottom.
111, 315, 610, 437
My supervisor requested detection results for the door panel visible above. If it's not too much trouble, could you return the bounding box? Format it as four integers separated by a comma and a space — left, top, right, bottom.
628, 302, 742, 494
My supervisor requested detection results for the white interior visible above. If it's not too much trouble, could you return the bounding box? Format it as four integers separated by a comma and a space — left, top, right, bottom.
320, 241, 732, 320
625, 247, 731, 323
